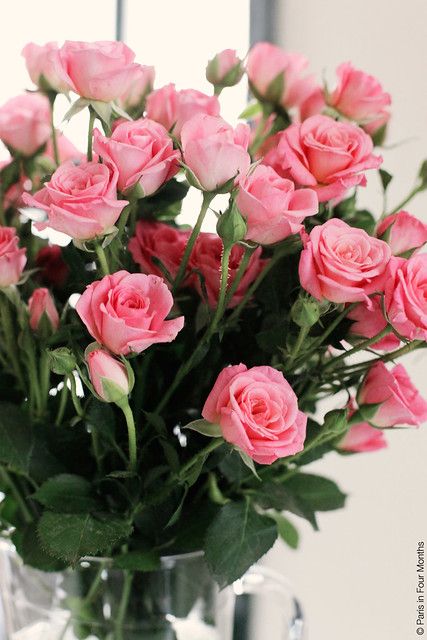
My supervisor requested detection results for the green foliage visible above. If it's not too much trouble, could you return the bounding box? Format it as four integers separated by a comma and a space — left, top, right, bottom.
0, 403, 34, 475
113, 550, 160, 572
270, 513, 300, 550
33, 474, 100, 513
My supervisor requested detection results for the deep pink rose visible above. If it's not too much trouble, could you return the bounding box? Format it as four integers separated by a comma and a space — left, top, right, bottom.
87, 349, 130, 403
347, 296, 400, 352
338, 420, 387, 453
189, 232, 265, 308
92, 119, 180, 195
22, 42, 70, 93
118, 64, 155, 111
247, 42, 315, 109
23, 160, 127, 240
28, 287, 59, 331
76, 270, 184, 355
146, 84, 220, 137
358, 362, 427, 428
206, 49, 243, 87
0, 227, 27, 287
299, 219, 391, 304
181, 114, 250, 192
35, 245, 69, 288
60, 40, 139, 102
202, 364, 307, 465
376, 210, 427, 256
328, 62, 391, 126
384, 255, 427, 342
263, 115, 382, 202
236, 165, 318, 245
129, 221, 190, 282
0, 93, 51, 156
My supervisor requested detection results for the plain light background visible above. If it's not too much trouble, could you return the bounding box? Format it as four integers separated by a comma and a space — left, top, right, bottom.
1, 2, 426, 639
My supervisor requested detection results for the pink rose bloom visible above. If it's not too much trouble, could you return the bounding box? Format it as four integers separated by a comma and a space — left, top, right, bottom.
328, 62, 391, 126
189, 232, 265, 308
206, 49, 243, 87
28, 287, 59, 331
0, 93, 51, 156
146, 84, 220, 138
23, 160, 127, 240
87, 349, 130, 403
358, 362, 427, 427
181, 114, 250, 192
236, 165, 318, 245
118, 64, 155, 111
35, 245, 69, 288
92, 119, 180, 195
299, 219, 391, 304
362, 111, 390, 138
384, 255, 427, 342
45, 132, 84, 164
338, 421, 387, 453
60, 40, 139, 102
129, 221, 190, 282
376, 210, 427, 256
22, 42, 70, 93
0, 227, 27, 287
202, 364, 307, 465
263, 115, 382, 202
76, 270, 184, 355
347, 296, 400, 352
247, 42, 316, 109
299, 86, 326, 121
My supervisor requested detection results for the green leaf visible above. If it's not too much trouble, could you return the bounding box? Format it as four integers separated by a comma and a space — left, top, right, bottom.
418, 159, 427, 187
0, 403, 34, 474
113, 550, 160, 572
204, 501, 277, 588
38, 512, 132, 563
239, 101, 262, 120
33, 474, 99, 513
236, 449, 261, 480
13, 524, 67, 572
270, 513, 299, 550
379, 169, 393, 192
183, 419, 222, 438
322, 409, 348, 438
63, 97, 89, 122
285, 473, 347, 512
253, 481, 318, 530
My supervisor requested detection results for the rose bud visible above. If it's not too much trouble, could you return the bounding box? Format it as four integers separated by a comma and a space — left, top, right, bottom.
118, 64, 155, 115
338, 420, 387, 453
0, 227, 27, 287
0, 93, 51, 157
376, 210, 427, 257
22, 42, 70, 94
28, 288, 60, 332
87, 349, 132, 405
206, 49, 244, 90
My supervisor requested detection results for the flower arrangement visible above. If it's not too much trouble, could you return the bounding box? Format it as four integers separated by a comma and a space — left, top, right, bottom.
0, 39, 426, 606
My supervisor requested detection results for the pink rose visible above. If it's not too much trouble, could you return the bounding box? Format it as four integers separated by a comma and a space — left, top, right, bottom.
347, 296, 400, 352
247, 42, 315, 109
263, 115, 382, 202
60, 40, 139, 102
338, 420, 387, 453
376, 210, 427, 256
129, 221, 190, 282
0, 227, 27, 287
23, 160, 127, 240
146, 84, 220, 137
28, 287, 59, 331
181, 114, 250, 192
299, 86, 326, 121
76, 270, 184, 355
206, 49, 243, 87
189, 232, 265, 308
236, 165, 318, 245
118, 64, 155, 111
92, 119, 180, 195
362, 111, 390, 138
45, 132, 84, 165
299, 219, 391, 304
35, 245, 69, 288
87, 349, 130, 403
328, 62, 391, 126
384, 255, 427, 341
358, 362, 427, 427
22, 42, 70, 93
202, 364, 307, 465
0, 93, 51, 156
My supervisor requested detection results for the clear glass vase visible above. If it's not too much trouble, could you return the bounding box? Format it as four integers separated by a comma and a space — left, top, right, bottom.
0, 542, 304, 640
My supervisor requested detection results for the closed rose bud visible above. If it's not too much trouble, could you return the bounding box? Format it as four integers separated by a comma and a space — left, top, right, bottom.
87, 349, 131, 404
28, 288, 59, 332
376, 210, 427, 257
0, 227, 27, 287
22, 42, 70, 94
0, 93, 51, 157
206, 49, 244, 89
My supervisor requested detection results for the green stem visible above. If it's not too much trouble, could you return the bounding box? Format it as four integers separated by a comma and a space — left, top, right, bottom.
95, 243, 110, 276
68, 374, 84, 418
287, 326, 310, 368
55, 379, 69, 426
0, 467, 32, 524
334, 339, 425, 377
49, 95, 60, 167
0, 295, 25, 389
388, 185, 423, 216
121, 402, 137, 472
173, 192, 214, 291
114, 572, 134, 640
179, 439, 223, 479
87, 108, 96, 162
323, 326, 392, 371
210, 245, 232, 333
27, 340, 43, 417
250, 112, 269, 156
223, 245, 255, 309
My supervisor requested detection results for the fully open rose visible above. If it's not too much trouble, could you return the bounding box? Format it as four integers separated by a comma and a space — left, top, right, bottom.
202, 364, 307, 464
129, 221, 190, 282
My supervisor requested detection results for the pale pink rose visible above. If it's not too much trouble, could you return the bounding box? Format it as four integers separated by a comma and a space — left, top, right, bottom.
60, 40, 139, 102
299, 86, 326, 121
376, 210, 427, 256
0, 93, 51, 156
206, 49, 243, 87
181, 114, 250, 192
118, 64, 155, 111
358, 362, 427, 427
0, 227, 27, 287
22, 42, 70, 93
45, 132, 84, 164
202, 364, 307, 465
338, 420, 387, 453
263, 115, 382, 202
92, 119, 180, 195
23, 160, 127, 240
347, 296, 400, 352
384, 255, 427, 342
28, 287, 59, 331
76, 270, 184, 355
362, 111, 390, 138
87, 349, 130, 402
328, 62, 391, 126
146, 84, 220, 137
128, 221, 190, 282
247, 42, 316, 109
189, 232, 266, 308
236, 165, 318, 245
299, 219, 391, 304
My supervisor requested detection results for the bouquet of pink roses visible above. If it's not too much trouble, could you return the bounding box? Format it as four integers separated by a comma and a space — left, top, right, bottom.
0, 38, 426, 637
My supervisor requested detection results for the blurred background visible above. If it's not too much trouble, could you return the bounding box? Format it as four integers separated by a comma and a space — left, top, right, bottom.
1, 1, 426, 639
